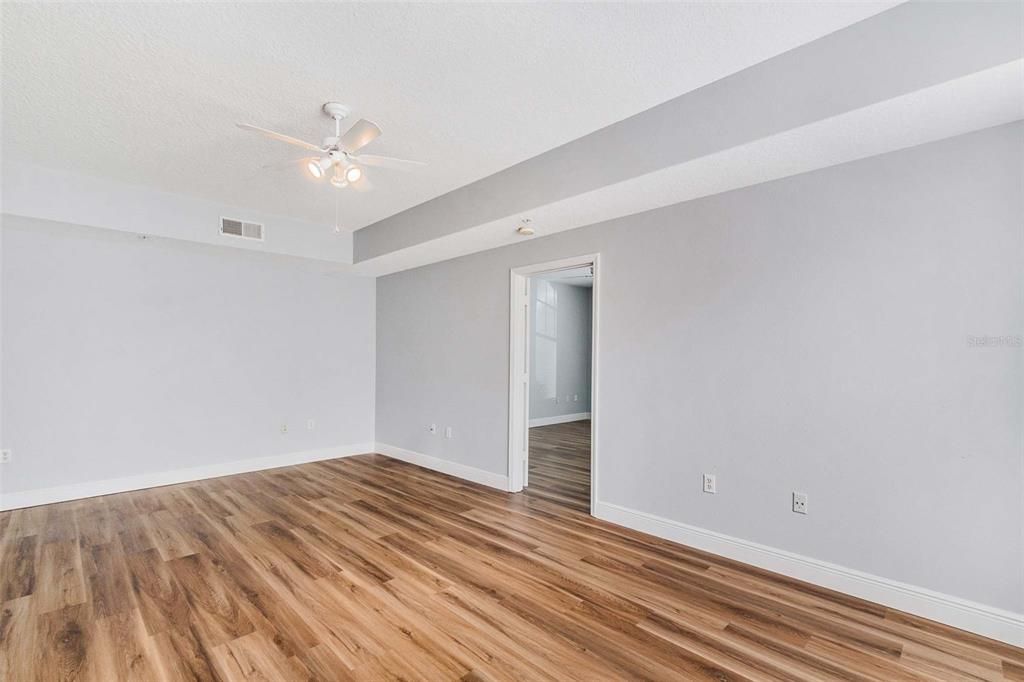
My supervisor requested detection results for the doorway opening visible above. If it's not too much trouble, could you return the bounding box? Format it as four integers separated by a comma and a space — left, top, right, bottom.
508, 254, 598, 514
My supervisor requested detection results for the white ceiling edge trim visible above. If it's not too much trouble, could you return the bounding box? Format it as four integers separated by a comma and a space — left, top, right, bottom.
354, 60, 1024, 277
0, 161, 353, 265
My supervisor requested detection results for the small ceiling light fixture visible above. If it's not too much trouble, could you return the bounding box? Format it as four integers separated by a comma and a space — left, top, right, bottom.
516, 218, 534, 236
344, 164, 363, 183
307, 157, 331, 179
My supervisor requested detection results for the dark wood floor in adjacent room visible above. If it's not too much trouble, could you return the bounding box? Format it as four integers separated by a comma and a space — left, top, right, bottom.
527, 419, 592, 513
2, 442, 1021, 680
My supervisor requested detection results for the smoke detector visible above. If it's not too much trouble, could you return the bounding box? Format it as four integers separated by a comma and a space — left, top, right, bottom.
516, 219, 534, 236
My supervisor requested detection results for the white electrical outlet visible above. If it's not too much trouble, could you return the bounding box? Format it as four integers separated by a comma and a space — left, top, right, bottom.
445, 426, 453, 439
792, 492, 808, 514
280, 423, 288, 434
702, 473, 716, 494
0, 449, 11, 464
573, 394, 579, 402
428, 424, 437, 435
306, 419, 315, 431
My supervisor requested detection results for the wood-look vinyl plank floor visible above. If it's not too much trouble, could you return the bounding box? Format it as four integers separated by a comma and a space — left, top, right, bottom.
527, 420, 592, 513
1, 435, 1020, 680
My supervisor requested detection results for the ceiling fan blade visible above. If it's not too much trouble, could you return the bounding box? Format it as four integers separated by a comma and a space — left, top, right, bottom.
237, 123, 322, 151
339, 118, 382, 153
260, 156, 312, 170
353, 154, 425, 172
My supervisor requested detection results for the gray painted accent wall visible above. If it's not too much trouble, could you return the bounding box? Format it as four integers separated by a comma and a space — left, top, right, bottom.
529, 281, 591, 421
375, 122, 1023, 611
1, 217, 376, 495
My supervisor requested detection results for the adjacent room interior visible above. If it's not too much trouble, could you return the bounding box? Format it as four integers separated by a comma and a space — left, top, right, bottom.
1, 2, 1022, 680
526, 265, 594, 513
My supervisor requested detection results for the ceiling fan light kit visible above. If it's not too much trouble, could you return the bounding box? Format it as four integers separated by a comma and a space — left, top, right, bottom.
307, 158, 326, 178
238, 101, 425, 193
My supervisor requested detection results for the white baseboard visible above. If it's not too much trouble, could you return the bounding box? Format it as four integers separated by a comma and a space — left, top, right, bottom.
593, 500, 1023, 647
0, 443, 374, 511
529, 412, 591, 428
374, 442, 509, 491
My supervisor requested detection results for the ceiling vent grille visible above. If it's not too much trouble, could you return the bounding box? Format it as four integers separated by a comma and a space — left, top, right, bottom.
220, 217, 264, 241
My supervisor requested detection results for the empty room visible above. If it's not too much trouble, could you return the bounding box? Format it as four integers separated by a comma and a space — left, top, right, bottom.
1, 2, 1022, 680
525, 264, 594, 513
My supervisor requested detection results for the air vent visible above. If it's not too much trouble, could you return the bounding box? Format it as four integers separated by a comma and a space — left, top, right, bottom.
220, 217, 264, 241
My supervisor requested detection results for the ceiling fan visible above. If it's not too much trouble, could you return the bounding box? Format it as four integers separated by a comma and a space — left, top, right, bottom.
237, 102, 424, 190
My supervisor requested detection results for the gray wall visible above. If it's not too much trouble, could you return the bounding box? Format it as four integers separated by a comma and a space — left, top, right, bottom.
529, 280, 591, 421
376, 122, 1023, 611
1, 216, 376, 496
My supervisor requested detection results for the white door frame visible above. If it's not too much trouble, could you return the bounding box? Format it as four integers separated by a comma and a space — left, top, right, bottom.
507, 253, 599, 514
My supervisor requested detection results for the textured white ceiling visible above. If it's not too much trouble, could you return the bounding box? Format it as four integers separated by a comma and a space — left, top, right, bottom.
1, 2, 893, 230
